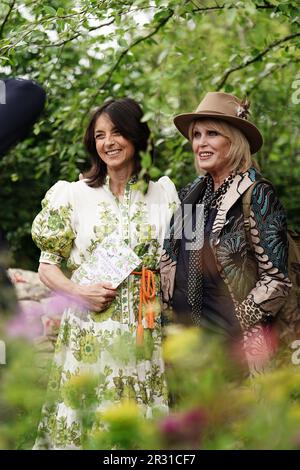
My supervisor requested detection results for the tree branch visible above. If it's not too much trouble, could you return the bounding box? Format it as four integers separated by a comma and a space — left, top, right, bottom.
41, 19, 115, 48
217, 32, 300, 90
247, 58, 300, 95
80, 8, 174, 124
0, 0, 16, 40
190, 0, 276, 12
0, 3, 105, 54
97, 9, 174, 93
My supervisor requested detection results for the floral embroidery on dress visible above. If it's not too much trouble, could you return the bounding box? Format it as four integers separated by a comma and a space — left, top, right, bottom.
32, 201, 75, 263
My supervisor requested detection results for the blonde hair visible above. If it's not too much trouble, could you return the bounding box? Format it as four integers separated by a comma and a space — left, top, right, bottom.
189, 119, 254, 174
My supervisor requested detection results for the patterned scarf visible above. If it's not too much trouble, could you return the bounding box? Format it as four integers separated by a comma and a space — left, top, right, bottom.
187, 173, 235, 325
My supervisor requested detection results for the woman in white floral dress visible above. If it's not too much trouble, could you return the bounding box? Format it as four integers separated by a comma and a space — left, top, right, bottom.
32, 98, 179, 449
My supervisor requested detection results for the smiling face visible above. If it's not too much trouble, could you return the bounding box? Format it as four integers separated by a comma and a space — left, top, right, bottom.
94, 113, 136, 173
191, 120, 232, 179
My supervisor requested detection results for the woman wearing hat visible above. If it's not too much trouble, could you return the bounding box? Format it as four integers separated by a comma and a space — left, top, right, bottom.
161, 92, 291, 368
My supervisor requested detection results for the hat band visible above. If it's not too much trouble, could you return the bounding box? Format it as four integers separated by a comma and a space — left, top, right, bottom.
194, 110, 229, 116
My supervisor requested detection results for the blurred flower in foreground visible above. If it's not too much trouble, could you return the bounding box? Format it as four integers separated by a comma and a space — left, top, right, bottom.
0, 339, 49, 449
6, 301, 44, 340
101, 399, 141, 426
61, 372, 100, 410
86, 400, 155, 450
159, 408, 207, 449
163, 326, 201, 364
230, 324, 278, 373
42, 293, 86, 316
293, 432, 300, 449
5, 293, 84, 341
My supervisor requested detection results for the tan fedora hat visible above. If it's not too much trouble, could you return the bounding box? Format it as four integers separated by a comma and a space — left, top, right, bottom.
174, 92, 263, 154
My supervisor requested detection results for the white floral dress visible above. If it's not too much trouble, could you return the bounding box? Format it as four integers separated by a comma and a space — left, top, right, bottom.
31, 176, 179, 449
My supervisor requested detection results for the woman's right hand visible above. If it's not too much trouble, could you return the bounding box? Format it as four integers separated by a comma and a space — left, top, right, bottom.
76, 282, 117, 312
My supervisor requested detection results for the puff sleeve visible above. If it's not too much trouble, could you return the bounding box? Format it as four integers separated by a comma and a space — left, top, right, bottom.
31, 181, 76, 266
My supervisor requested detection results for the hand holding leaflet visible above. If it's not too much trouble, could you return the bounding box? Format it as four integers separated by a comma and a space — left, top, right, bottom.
71, 231, 142, 288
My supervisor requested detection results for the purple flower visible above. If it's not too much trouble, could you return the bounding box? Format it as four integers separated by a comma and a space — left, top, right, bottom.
159, 415, 181, 435
159, 408, 207, 449
42, 292, 85, 315
6, 301, 44, 340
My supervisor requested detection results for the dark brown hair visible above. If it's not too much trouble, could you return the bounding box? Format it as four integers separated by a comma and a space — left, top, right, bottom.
83, 98, 151, 187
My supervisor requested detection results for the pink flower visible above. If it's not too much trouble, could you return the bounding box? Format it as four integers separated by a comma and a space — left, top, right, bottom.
6, 301, 44, 340
229, 324, 278, 371
5, 293, 85, 341
293, 432, 300, 449
42, 292, 86, 315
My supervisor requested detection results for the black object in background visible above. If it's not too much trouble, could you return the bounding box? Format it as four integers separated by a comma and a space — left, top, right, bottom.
0, 77, 46, 157
0, 78, 46, 314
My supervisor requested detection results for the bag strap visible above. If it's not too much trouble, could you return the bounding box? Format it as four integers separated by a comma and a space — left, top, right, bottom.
242, 178, 271, 250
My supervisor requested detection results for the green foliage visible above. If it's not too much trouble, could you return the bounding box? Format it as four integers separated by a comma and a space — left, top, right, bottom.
0, 0, 299, 268
0, 339, 49, 449
163, 327, 300, 450
1, 326, 300, 450
86, 400, 158, 450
